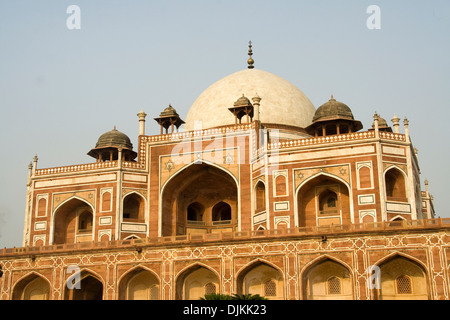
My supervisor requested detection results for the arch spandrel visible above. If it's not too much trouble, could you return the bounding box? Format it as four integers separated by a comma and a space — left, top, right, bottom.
159, 148, 240, 190
294, 165, 350, 191
52, 190, 96, 213
122, 189, 147, 199
383, 163, 407, 175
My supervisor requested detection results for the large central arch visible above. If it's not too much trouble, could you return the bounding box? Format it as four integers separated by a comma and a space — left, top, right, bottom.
52, 197, 95, 244
160, 162, 239, 236
295, 173, 353, 228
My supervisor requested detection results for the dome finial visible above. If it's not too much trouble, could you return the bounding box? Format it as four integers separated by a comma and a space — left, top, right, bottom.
247, 41, 254, 69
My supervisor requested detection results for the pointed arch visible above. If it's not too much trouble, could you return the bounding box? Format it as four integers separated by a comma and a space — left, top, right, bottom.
384, 165, 408, 202
122, 191, 146, 223
52, 195, 95, 216
174, 262, 220, 300
64, 268, 104, 300
159, 162, 239, 237
118, 266, 160, 300
51, 197, 95, 245
12, 272, 51, 300
372, 252, 429, 300
295, 172, 354, 228
123, 234, 141, 240
296, 172, 351, 194
236, 259, 284, 300
254, 179, 267, 214
212, 201, 232, 222
372, 251, 428, 274
161, 159, 239, 192
301, 255, 354, 300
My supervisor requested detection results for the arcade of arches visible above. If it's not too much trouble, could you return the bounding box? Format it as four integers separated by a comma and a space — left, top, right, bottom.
10, 255, 429, 300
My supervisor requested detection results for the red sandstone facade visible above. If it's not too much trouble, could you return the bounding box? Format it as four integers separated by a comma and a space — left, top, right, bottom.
0, 56, 443, 300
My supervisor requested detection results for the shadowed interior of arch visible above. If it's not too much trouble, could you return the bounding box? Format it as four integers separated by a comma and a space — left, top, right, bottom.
118, 267, 160, 300
297, 174, 350, 228
12, 274, 50, 300
64, 272, 103, 300
53, 198, 94, 245
161, 163, 238, 236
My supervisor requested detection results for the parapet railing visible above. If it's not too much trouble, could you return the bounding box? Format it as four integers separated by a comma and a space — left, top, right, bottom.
1, 218, 449, 258
267, 130, 406, 150
34, 160, 144, 176
144, 123, 256, 144
33, 129, 406, 176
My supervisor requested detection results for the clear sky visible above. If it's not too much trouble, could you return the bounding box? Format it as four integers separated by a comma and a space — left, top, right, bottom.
0, 0, 449, 248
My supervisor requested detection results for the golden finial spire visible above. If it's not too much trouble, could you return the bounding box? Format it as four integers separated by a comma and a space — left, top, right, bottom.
247, 41, 254, 69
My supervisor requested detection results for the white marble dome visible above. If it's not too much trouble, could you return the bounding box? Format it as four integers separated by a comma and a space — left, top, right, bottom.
183, 68, 316, 131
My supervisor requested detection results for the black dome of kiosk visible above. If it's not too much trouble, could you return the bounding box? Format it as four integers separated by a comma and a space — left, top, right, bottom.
88, 127, 137, 161
306, 95, 363, 136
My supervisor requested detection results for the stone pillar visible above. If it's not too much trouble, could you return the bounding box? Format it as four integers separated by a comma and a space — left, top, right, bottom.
138, 110, 147, 135
252, 95, 261, 122
404, 117, 410, 142
391, 115, 400, 133
32, 155, 38, 176
373, 112, 379, 139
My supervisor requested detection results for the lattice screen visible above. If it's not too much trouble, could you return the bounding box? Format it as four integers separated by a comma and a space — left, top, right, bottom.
264, 280, 277, 296
327, 277, 341, 295
397, 275, 412, 294
205, 282, 217, 295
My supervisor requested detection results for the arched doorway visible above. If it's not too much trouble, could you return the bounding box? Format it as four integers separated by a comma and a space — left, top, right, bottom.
161, 163, 238, 236
236, 261, 284, 300
302, 257, 353, 300
53, 198, 94, 244
297, 174, 351, 227
118, 267, 159, 300
12, 274, 50, 300
175, 265, 220, 300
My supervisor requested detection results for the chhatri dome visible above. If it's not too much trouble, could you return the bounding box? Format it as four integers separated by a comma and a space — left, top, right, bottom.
183, 42, 316, 131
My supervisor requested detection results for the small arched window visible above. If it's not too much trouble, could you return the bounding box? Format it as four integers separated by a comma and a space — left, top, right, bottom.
275, 175, 287, 196
358, 166, 372, 189
327, 276, 341, 295
212, 201, 231, 222
187, 202, 205, 222
319, 189, 338, 215
396, 275, 412, 294
78, 210, 93, 233
37, 198, 47, 217
123, 193, 145, 222
255, 181, 266, 213
385, 168, 407, 202
102, 191, 112, 212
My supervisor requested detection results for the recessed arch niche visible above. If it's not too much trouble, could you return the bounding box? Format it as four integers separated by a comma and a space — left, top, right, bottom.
161, 163, 238, 236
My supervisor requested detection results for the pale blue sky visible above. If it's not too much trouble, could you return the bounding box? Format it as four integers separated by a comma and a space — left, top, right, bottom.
0, 0, 449, 248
